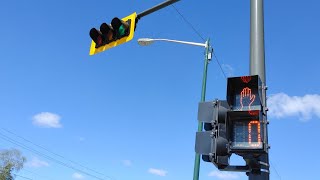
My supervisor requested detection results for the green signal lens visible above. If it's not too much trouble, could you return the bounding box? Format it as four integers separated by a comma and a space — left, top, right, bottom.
118, 25, 126, 37
111, 17, 130, 38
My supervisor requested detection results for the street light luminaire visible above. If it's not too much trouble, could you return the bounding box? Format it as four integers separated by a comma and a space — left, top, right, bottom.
137, 38, 155, 46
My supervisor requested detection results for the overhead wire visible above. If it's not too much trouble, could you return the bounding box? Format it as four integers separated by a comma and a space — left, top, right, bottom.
22, 168, 57, 180
213, 53, 227, 79
1, 128, 114, 180
171, 5, 205, 42
0, 131, 110, 180
0, 169, 33, 180
171, 4, 227, 79
13, 173, 34, 180
270, 160, 282, 180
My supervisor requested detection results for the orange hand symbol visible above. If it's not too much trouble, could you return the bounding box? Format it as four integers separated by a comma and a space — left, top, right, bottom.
240, 87, 256, 111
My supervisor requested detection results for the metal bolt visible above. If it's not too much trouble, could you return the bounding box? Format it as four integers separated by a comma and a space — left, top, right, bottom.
213, 101, 217, 107
210, 131, 214, 138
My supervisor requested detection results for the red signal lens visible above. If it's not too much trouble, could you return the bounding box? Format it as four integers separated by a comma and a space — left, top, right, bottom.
89, 28, 105, 48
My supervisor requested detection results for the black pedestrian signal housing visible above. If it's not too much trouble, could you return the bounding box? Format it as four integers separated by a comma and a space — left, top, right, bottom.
195, 100, 230, 169
226, 75, 268, 153
195, 75, 269, 171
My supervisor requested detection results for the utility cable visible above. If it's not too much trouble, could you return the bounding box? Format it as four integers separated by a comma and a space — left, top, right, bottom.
0, 132, 105, 180
171, 5, 228, 79
0, 132, 109, 180
171, 5, 205, 42
13, 173, 34, 180
0, 170, 33, 180
270, 160, 282, 180
213, 53, 227, 79
22, 169, 56, 180
1, 128, 114, 180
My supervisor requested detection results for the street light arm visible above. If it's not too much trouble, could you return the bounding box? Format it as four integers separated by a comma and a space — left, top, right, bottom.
137, 0, 180, 19
151, 38, 207, 47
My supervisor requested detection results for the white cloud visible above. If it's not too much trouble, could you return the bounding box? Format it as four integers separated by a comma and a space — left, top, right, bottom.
208, 170, 239, 180
268, 93, 320, 121
32, 112, 62, 128
72, 173, 85, 180
222, 64, 235, 77
148, 168, 168, 177
122, 160, 132, 167
27, 157, 49, 168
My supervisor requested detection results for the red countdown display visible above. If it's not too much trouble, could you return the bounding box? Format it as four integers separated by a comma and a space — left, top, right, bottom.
227, 111, 263, 150
230, 119, 262, 149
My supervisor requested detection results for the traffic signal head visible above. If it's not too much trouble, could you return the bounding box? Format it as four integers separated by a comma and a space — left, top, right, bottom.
195, 100, 230, 168
89, 12, 137, 55
226, 75, 267, 154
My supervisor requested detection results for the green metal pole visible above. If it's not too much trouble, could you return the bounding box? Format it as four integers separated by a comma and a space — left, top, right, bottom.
193, 39, 210, 180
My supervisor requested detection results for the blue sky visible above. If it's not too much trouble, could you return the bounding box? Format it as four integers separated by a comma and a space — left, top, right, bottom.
0, 0, 319, 180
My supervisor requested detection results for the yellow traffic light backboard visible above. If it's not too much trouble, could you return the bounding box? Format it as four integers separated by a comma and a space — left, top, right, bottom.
89, 12, 137, 55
